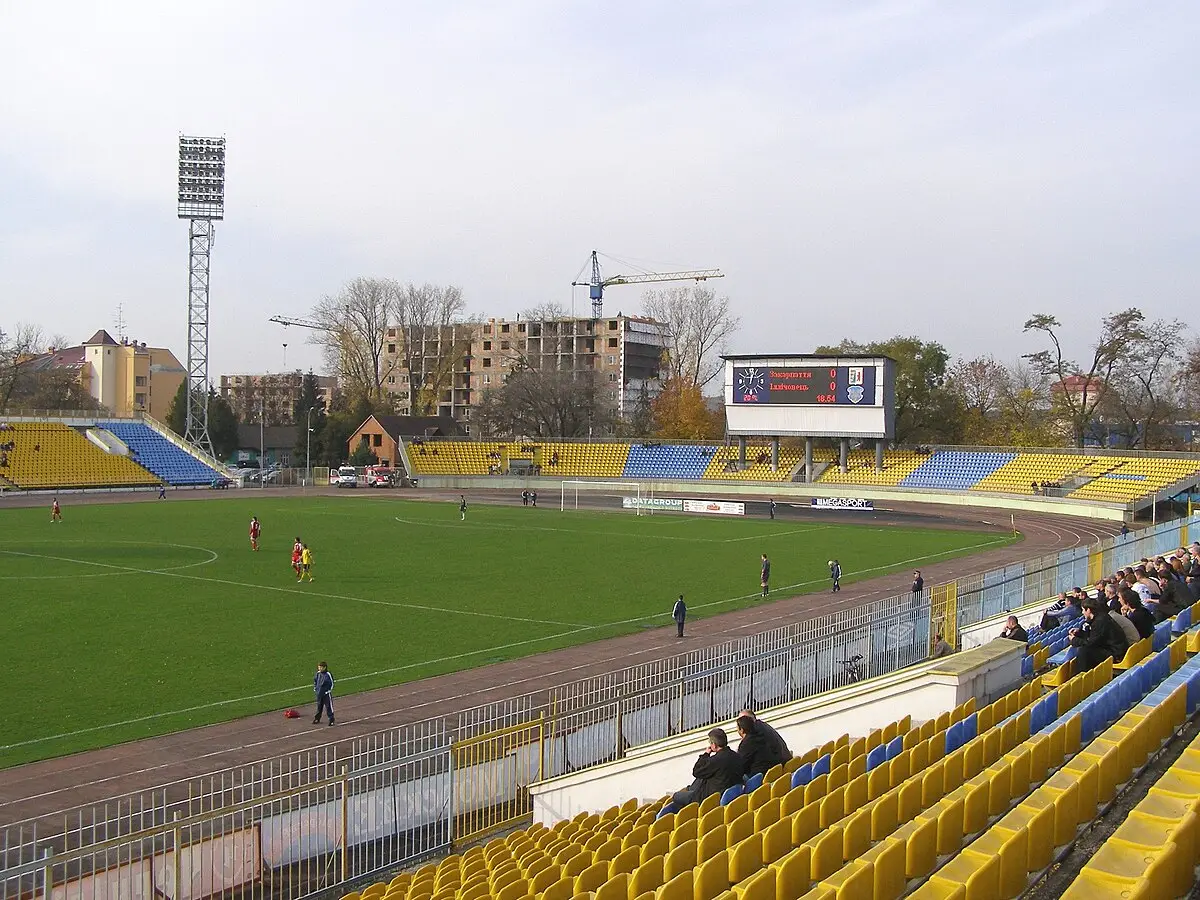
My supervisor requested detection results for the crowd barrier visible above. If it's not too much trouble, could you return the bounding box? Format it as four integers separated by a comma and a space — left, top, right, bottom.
2, 514, 1195, 900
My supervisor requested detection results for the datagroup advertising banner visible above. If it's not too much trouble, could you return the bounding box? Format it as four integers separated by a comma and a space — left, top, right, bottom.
811, 497, 874, 510
621, 496, 746, 515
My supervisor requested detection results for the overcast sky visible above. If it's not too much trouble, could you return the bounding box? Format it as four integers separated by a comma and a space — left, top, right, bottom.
1, 1, 1196, 378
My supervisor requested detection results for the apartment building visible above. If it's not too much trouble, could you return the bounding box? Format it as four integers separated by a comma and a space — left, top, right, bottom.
218, 371, 337, 426
380, 314, 670, 432
18, 329, 185, 419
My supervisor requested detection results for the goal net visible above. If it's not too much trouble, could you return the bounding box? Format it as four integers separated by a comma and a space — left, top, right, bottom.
560, 480, 654, 514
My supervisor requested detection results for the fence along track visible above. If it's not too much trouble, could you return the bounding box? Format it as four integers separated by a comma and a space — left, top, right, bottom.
2, 515, 1192, 900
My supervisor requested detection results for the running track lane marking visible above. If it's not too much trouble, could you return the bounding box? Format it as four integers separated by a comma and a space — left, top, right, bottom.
0, 549, 582, 628
0, 533, 1013, 757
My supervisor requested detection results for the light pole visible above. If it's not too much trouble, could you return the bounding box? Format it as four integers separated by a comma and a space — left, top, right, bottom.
306, 405, 314, 488
259, 397, 265, 490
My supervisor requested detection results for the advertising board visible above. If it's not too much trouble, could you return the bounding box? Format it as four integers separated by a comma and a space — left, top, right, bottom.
682, 499, 746, 516
811, 498, 874, 510
622, 496, 684, 510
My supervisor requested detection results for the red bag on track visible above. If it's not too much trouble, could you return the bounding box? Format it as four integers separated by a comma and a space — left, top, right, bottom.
284, 709, 301, 719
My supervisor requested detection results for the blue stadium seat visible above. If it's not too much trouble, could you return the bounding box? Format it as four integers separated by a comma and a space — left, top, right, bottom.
791, 763, 813, 788
656, 801, 680, 820
865, 744, 887, 772
622, 444, 718, 480
744, 772, 764, 792
898, 450, 1018, 491
102, 422, 222, 486
812, 753, 831, 778
719, 784, 744, 806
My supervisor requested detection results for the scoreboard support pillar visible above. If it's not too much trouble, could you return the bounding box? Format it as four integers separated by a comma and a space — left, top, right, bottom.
805, 438, 814, 483
738, 436, 747, 468
876, 440, 885, 472
771, 437, 779, 473
840, 438, 850, 474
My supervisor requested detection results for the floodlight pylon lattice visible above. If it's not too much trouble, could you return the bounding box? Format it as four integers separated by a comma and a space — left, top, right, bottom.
177, 135, 226, 457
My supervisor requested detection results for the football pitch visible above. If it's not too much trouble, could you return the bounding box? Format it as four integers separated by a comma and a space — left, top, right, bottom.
0, 494, 1017, 767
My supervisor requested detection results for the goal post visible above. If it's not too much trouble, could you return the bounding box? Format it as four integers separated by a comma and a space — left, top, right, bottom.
560, 480, 653, 514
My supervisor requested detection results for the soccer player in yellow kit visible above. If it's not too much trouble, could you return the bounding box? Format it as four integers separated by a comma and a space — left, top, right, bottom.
299, 544, 314, 582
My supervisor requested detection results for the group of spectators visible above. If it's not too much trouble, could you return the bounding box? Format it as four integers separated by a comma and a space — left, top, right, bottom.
670, 709, 791, 808
1000, 544, 1200, 672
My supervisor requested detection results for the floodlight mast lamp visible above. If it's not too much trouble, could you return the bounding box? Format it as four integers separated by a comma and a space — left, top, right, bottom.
177, 135, 226, 457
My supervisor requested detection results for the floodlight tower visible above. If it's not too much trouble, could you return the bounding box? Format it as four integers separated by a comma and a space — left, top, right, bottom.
177, 135, 226, 455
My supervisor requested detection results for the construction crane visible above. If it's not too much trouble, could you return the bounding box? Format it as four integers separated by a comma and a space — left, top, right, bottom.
572, 250, 724, 319
269, 315, 323, 330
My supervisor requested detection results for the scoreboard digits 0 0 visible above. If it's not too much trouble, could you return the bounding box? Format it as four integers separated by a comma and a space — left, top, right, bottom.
733, 365, 878, 406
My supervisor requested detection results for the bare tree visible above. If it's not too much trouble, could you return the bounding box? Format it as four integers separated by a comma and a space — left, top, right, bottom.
946, 356, 1009, 418
0, 323, 46, 410
521, 301, 569, 321
309, 278, 404, 403
474, 365, 611, 438
640, 286, 739, 390
1103, 317, 1186, 447
395, 283, 471, 415
1023, 309, 1149, 447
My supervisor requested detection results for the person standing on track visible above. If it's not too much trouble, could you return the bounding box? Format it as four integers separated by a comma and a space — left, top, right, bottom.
51, 498, 61, 522
249, 516, 261, 551
911, 570, 924, 604
459, 495, 468, 521
673, 594, 687, 638
760, 554, 771, 598
830, 559, 842, 592
769, 499, 776, 520
158, 484, 167, 500
313, 661, 335, 726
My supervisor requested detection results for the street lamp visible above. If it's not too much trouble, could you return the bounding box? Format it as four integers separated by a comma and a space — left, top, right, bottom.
306, 405, 314, 488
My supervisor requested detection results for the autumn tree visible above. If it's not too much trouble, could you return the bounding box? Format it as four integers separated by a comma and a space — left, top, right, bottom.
521, 301, 569, 320
292, 371, 328, 468
641, 286, 739, 389
1099, 317, 1185, 448
0, 324, 46, 410
651, 378, 724, 440
1022, 309, 1149, 447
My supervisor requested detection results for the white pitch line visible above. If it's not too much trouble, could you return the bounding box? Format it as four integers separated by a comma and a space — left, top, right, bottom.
0, 541, 220, 579
0, 549, 581, 628
391, 515, 827, 543
0, 533, 1015, 755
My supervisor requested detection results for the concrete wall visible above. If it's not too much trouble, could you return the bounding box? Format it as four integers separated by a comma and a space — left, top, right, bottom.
414, 475, 1126, 521
529, 640, 1023, 824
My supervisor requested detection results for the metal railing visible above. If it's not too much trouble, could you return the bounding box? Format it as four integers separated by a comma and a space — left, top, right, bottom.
3, 514, 1194, 900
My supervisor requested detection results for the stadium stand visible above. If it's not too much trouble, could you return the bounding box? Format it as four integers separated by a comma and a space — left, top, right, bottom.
0, 422, 160, 489
101, 422, 223, 486
340, 534, 1200, 900
536, 442, 630, 479
815, 448, 928, 487
622, 444, 719, 480
1068, 457, 1200, 504
899, 450, 1019, 491
703, 445, 807, 481
407, 441, 505, 476
971, 452, 1104, 494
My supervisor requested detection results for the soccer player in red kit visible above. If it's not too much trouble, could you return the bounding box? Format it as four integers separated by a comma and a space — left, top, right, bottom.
51, 498, 62, 522
291, 537, 303, 577
249, 516, 261, 551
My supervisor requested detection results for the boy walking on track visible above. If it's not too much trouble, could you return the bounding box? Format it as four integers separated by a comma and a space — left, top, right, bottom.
761, 554, 771, 598
249, 516, 261, 551
313, 661, 335, 726
298, 544, 314, 582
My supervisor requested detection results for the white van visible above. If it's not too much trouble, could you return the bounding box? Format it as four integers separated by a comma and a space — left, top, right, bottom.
336, 466, 359, 488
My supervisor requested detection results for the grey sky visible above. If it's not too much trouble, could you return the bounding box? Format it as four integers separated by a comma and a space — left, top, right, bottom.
1, 1, 1196, 378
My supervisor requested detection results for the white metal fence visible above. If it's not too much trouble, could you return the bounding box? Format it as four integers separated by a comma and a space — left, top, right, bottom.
3, 514, 1195, 900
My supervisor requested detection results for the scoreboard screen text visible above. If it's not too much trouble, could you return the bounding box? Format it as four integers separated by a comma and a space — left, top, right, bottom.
732, 365, 879, 406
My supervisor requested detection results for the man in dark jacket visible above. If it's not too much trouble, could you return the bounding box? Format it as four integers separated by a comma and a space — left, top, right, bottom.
671, 728, 743, 807
313, 661, 335, 726
1069, 600, 1129, 671
740, 708, 791, 761
735, 715, 789, 777
998, 616, 1028, 643
1119, 591, 1156, 639
672, 595, 687, 638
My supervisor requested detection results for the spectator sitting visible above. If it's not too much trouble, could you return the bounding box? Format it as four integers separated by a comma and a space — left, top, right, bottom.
740, 708, 791, 762
1069, 599, 1129, 671
1109, 589, 1142, 646
1041, 592, 1082, 631
670, 728, 743, 808
1119, 590, 1155, 640
735, 716, 780, 778
998, 616, 1028, 643
930, 633, 954, 658
1155, 575, 1188, 621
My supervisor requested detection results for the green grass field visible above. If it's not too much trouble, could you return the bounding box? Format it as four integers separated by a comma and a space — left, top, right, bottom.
0, 495, 1017, 767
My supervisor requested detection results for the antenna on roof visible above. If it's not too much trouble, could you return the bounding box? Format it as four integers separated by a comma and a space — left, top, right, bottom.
114, 304, 127, 344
